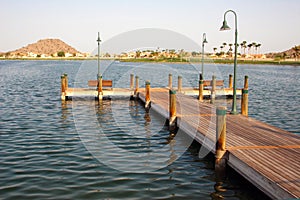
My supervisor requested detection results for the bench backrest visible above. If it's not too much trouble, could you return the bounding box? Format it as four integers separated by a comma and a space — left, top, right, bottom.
88, 80, 113, 87
203, 80, 224, 87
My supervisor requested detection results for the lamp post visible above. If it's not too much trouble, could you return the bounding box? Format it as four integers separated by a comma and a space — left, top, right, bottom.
220, 10, 238, 115
201, 33, 208, 79
97, 32, 101, 78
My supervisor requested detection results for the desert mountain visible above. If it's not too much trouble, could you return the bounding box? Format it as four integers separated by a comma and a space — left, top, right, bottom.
8, 39, 82, 56
266, 45, 300, 59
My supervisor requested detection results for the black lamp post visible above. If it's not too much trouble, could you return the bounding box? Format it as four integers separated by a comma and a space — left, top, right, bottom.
220, 10, 238, 115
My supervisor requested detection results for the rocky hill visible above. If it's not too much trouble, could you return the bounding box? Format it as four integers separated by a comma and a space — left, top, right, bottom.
266, 45, 300, 59
8, 38, 82, 56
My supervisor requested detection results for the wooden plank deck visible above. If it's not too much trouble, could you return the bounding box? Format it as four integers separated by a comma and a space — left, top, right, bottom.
165, 87, 242, 96
137, 88, 300, 199
61, 87, 241, 100
64, 88, 134, 98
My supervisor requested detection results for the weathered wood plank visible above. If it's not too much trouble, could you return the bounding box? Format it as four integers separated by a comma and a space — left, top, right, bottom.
138, 89, 300, 199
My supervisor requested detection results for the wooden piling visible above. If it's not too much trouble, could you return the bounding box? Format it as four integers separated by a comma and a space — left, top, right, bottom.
98, 75, 103, 100
215, 106, 227, 171
168, 73, 172, 89
178, 76, 182, 92
61, 75, 66, 100
145, 81, 151, 109
134, 76, 139, 95
169, 89, 177, 128
64, 73, 68, 91
241, 76, 249, 116
198, 74, 204, 101
229, 74, 233, 89
244, 75, 249, 89
211, 75, 216, 103
130, 74, 134, 89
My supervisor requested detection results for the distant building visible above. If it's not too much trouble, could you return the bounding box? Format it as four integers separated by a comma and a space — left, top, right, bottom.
28, 52, 38, 57
65, 52, 73, 58
127, 52, 136, 58
76, 53, 85, 57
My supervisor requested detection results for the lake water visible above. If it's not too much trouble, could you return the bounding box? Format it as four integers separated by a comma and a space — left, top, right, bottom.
0, 60, 299, 199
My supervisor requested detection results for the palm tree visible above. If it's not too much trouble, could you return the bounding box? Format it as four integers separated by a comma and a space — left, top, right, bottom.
135, 50, 141, 58
222, 42, 227, 52
228, 43, 233, 51
247, 43, 253, 55
252, 42, 257, 56
255, 44, 261, 56
241, 41, 247, 56
282, 52, 287, 60
179, 49, 184, 62
220, 45, 224, 55
292, 45, 300, 61
213, 47, 218, 54
228, 43, 233, 57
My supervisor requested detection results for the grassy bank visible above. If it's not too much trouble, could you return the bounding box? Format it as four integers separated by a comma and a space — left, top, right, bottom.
210, 59, 300, 66
118, 57, 300, 66
1, 57, 299, 66
0, 57, 115, 61
116, 57, 187, 63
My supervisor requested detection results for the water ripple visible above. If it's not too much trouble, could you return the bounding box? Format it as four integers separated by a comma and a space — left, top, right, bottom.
0, 61, 294, 199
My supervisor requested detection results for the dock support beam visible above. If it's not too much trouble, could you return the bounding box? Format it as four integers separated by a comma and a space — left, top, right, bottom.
61, 74, 66, 100
145, 81, 151, 110
198, 73, 203, 101
98, 75, 103, 100
169, 89, 177, 129
178, 76, 182, 93
229, 74, 233, 89
211, 75, 216, 103
168, 73, 172, 89
130, 74, 134, 89
215, 106, 227, 172
134, 76, 139, 95
241, 75, 249, 116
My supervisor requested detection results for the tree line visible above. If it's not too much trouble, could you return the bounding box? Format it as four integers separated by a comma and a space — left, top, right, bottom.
213, 41, 262, 57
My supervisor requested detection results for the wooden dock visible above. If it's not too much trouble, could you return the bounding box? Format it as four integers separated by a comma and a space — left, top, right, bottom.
137, 88, 300, 199
60, 74, 300, 199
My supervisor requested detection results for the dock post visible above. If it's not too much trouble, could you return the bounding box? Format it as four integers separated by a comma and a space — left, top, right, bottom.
134, 76, 139, 95
178, 76, 182, 92
169, 89, 177, 129
211, 75, 216, 103
229, 74, 233, 89
61, 75, 66, 100
168, 73, 172, 89
145, 80, 151, 110
215, 106, 227, 172
241, 75, 249, 116
64, 73, 68, 91
130, 74, 134, 89
198, 73, 203, 101
98, 75, 103, 100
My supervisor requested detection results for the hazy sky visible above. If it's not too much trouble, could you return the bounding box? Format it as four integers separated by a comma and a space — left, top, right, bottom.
1, 0, 300, 54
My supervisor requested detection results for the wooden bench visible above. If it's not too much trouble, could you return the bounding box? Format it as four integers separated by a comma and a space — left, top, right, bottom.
203, 80, 224, 87
88, 80, 113, 87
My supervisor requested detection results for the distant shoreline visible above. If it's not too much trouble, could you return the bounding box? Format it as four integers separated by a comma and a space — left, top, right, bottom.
1, 57, 299, 66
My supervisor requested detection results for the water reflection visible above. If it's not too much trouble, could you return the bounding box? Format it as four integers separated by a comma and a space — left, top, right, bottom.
60, 96, 269, 199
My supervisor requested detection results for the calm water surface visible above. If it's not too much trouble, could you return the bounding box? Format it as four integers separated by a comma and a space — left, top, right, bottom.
0, 60, 299, 199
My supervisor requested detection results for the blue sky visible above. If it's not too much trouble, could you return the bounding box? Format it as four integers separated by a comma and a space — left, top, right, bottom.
1, 0, 300, 53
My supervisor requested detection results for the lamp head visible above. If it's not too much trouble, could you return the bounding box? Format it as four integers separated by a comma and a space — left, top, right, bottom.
220, 20, 231, 31
97, 32, 101, 43
202, 33, 208, 44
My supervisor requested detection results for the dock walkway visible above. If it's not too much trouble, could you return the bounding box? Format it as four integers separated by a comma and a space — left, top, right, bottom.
138, 88, 300, 199
60, 73, 300, 199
